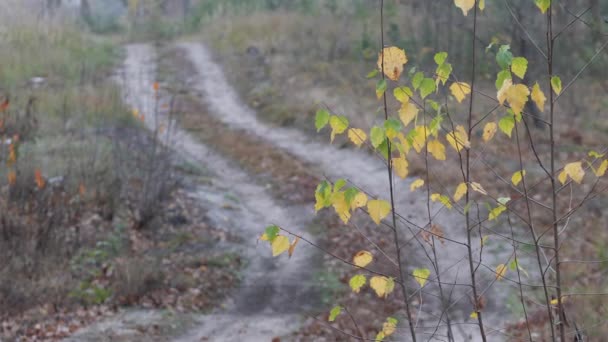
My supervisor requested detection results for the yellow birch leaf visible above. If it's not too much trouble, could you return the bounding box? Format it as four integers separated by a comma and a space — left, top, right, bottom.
495, 263, 507, 280
450, 82, 471, 103
382, 320, 397, 336
412, 268, 431, 287
351, 192, 368, 210
454, 0, 475, 16
558, 170, 568, 185
392, 156, 409, 179
368, 200, 391, 225
353, 251, 373, 268
506, 84, 530, 116
288, 236, 300, 257
511, 170, 526, 186
348, 128, 367, 147
470, 311, 478, 319
377, 47, 408, 81
446, 125, 470, 152
370, 276, 394, 298
412, 125, 429, 153
271, 235, 290, 257
482, 122, 497, 142
332, 191, 351, 224
470, 182, 487, 195
562, 161, 585, 184
398, 102, 419, 127
453, 182, 468, 201
479, 0, 485, 10
531, 82, 546, 112
595, 160, 608, 177
410, 178, 425, 191
329, 115, 349, 142
427, 139, 446, 161
497, 78, 513, 105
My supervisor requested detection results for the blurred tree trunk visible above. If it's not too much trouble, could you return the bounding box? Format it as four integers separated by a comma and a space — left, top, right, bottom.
80, 0, 91, 21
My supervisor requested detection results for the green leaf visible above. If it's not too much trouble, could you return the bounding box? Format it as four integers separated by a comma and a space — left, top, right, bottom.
412, 71, 424, 90
511, 57, 528, 79
329, 306, 342, 322
264, 225, 280, 242
314, 181, 333, 211
384, 118, 402, 139
428, 114, 444, 136
497, 197, 511, 205
366, 69, 379, 79
376, 79, 388, 99
419, 78, 436, 99
551, 76, 562, 95
334, 179, 347, 192
344, 187, 360, 206
498, 115, 515, 138
496, 45, 513, 70
370, 126, 386, 148
377, 140, 390, 160
393, 86, 413, 103
315, 109, 330, 132
434, 52, 448, 65
349, 274, 366, 293
535, 0, 551, 13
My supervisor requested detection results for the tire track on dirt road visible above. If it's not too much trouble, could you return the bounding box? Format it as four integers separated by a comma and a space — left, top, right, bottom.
67, 44, 320, 342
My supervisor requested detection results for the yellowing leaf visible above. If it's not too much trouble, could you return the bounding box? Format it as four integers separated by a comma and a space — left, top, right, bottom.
551, 75, 562, 95
382, 325, 395, 337
392, 156, 409, 179
497, 78, 513, 105
470, 182, 487, 195
531, 82, 546, 111
271, 235, 290, 256
595, 160, 608, 177
431, 193, 453, 209
427, 139, 446, 161
288, 236, 300, 257
470, 311, 478, 319
454, 0, 475, 16
453, 182, 468, 201
398, 102, 419, 127
489, 204, 507, 220
411, 125, 429, 153
377, 47, 408, 81
329, 115, 349, 142
482, 122, 497, 142
351, 192, 368, 210
328, 306, 342, 322
550, 296, 567, 305
560, 161, 585, 184
370, 276, 394, 298
412, 268, 431, 287
511, 57, 528, 79
450, 82, 471, 103
535, 0, 551, 13
479, 0, 485, 10
353, 251, 373, 268
506, 84, 530, 116
332, 191, 351, 224
446, 125, 470, 152
495, 263, 507, 280
410, 178, 425, 191
498, 115, 515, 138
368, 200, 391, 225
349, 274, 366, 293
348, 128, 367, 147
511, 170, 526, 186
